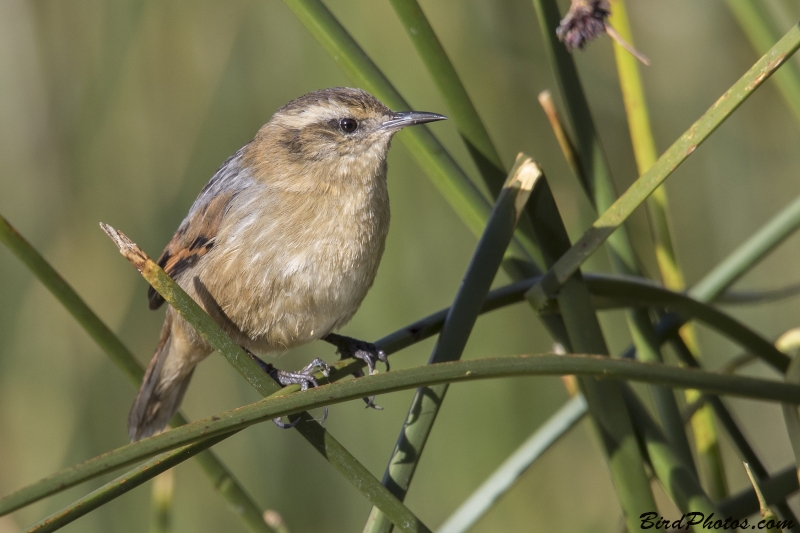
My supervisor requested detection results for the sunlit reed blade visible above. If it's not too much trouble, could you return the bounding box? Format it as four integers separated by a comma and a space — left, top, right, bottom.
150, 470, 174, 533
726, 0, 800, 126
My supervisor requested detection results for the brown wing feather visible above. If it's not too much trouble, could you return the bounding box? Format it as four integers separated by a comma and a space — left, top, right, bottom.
148, 188, 236, 309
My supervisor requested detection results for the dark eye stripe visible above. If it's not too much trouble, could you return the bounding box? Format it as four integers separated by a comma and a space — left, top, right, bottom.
339, 118, 358, 133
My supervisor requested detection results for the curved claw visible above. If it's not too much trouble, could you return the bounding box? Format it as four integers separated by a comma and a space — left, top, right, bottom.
362, 395, 383, 410
273, 416, 300, 429
351, 369, 383, 410
273, 405, 328, 429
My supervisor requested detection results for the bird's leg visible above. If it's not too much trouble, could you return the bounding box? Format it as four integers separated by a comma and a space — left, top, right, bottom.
245, 350, 330, 428
323, 333, 388, 409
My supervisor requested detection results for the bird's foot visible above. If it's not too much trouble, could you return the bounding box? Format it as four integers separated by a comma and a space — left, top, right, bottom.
323, 333, 387, 410
246, 351, 330, 428
323, 333, 389, 374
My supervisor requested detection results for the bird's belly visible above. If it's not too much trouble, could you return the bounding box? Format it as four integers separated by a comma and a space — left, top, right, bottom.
195, 204, 388, 354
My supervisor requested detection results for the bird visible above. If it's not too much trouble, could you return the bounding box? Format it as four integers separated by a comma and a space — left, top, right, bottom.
128, 87, 447, 441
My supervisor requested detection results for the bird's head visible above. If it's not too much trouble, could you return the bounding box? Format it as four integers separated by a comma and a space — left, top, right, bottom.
245, 87, 446, 188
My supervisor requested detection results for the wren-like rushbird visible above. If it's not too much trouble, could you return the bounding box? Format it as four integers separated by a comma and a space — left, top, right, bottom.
128, 87, 446, 441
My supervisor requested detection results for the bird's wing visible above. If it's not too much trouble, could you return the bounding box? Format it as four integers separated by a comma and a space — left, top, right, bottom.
148, 152, 246, 310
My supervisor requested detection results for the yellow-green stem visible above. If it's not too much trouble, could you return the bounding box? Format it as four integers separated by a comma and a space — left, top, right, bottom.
608, 0, 726, 499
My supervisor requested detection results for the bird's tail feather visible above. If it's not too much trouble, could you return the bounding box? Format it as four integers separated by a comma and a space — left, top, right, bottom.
128, 315, 197, 442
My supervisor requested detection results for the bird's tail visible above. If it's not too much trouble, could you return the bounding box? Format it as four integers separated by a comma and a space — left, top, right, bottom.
128, 314, 204, 441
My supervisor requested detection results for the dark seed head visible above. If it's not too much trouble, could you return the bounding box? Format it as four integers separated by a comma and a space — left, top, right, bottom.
556, 0, 611, 52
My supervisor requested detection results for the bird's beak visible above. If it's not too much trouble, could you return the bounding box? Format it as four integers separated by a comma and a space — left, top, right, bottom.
380, 111, 448, 131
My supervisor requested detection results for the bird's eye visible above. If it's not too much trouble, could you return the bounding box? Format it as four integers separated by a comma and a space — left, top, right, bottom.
339, 118, 358, 133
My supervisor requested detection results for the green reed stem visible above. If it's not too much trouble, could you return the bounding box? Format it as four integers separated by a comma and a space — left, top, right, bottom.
387, 0, 506, 196
4, 266, 793, 522
690, 193, 800, 302
10, 353, 800, 518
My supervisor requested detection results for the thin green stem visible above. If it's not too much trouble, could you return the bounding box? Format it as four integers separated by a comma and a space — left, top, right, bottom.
3, 266, 791, 519
436, 394, 588, 533
690, 192, 800, 302
0, 214, 142, 381
668, 334, 799, 526
0, 214, 272, 533
8, 346, 800, 521
622, 388, 718, 519
387, 0, 506, 196
608, 0, 684, 291
583, 275, 789, 372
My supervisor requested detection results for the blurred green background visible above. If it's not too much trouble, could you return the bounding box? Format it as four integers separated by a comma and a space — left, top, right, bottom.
3, 1, 800, 531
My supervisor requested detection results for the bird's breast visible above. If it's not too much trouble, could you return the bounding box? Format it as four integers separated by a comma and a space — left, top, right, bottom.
194, 177, 390, 352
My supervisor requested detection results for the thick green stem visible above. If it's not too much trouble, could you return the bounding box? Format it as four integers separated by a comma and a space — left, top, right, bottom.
24, 436, 230, 533
526, 177, 657, 530
365, 157, 540, 533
